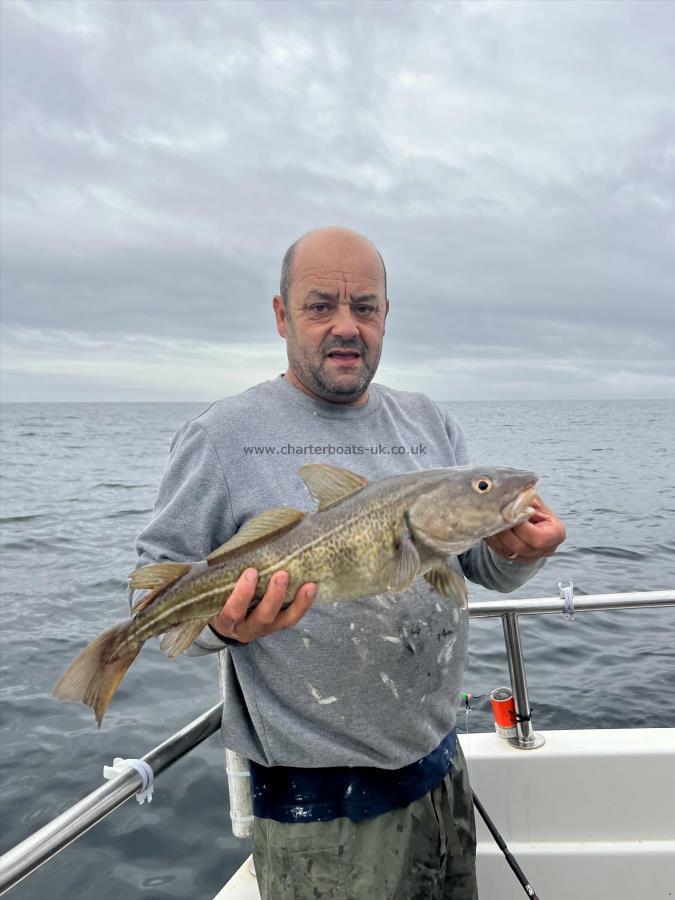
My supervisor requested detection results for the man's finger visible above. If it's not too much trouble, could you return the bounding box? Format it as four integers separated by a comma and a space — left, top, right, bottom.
486, 531, 532, 560
209, 568, 258, 638
275, 583, 317, 630
220, 567, 258, 622
244, 571, 289, 631
512, 517, 564, 551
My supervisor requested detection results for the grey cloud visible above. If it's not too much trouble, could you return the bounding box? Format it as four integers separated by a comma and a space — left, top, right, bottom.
1, 0, 674, 400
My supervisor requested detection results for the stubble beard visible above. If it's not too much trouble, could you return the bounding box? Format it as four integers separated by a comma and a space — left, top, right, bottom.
287, 342, 381, 404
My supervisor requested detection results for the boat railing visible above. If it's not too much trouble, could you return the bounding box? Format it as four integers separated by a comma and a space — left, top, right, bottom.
0, 702, 225, 895
1, 588, 673, 895
469, 588, 674, 749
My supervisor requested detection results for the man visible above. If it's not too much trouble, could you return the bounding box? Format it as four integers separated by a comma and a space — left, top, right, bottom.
135, 226, 565, 899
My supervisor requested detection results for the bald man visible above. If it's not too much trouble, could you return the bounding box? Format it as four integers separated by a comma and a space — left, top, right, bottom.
135, 227, 565, 899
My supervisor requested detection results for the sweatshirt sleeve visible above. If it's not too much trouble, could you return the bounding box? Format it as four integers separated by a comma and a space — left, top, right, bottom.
438, 405, 546, 593
459, 542, 545, 592
132, 419, 235, 655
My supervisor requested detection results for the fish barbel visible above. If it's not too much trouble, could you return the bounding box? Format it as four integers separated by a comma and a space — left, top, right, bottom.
54, 462, 538, 725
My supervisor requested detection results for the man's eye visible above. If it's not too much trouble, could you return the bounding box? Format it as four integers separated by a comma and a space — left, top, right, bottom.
355, 305, 376, 316
310, 304, 330, 314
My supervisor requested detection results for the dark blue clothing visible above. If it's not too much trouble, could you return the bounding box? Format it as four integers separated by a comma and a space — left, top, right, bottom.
250, 728, 457, 823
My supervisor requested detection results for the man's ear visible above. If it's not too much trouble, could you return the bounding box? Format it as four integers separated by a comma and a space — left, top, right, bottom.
383, 297, 390, 334
273, 295, 287, 339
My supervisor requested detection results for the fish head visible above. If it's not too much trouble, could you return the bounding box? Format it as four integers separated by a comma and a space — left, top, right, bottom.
407, 465, 539, 554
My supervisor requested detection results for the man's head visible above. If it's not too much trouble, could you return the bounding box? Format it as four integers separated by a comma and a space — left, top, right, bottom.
273, 226, 389, 405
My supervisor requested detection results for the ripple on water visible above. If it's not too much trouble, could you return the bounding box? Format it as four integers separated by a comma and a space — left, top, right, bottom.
94, 482, 149, 490
576, 546, 647, 561
0, 514, 47, 524
104, 508, 153, 519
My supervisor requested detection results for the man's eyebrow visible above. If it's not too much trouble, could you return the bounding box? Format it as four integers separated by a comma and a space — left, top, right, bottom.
303, 289, 381, 304
304, 289, 339, 302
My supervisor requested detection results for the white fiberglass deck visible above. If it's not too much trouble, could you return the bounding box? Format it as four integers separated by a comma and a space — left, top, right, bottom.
215, 727, 675, 900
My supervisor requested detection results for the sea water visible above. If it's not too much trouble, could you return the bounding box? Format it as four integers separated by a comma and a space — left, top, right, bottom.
1, 399, 673, 899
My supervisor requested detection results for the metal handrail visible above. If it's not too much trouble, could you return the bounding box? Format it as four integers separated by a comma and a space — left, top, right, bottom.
0, 702, 224, 895
470, 588, 675, 749
1, 589, 674, 894
468, 589, 675, 618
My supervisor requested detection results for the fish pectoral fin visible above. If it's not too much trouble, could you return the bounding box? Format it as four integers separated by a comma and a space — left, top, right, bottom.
207, 507, 305, 565
382, 530, 420, 593
298, 463, 368, 510
424, 564, 468, 608
160, 618, 211, 657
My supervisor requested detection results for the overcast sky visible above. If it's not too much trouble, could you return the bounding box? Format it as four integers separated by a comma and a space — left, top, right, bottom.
1, 0, 674, 402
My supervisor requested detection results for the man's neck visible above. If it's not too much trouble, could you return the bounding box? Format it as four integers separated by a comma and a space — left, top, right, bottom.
282, 368, 369, 407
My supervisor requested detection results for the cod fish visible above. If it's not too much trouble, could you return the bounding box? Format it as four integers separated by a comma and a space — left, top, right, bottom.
54, 462, 538, 725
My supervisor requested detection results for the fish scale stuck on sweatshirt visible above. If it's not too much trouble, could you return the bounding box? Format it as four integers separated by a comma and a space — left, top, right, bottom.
53, 462, 538, 726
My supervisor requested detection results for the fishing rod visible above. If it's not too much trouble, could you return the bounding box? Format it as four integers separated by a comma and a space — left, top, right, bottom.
472, 790, 541, 900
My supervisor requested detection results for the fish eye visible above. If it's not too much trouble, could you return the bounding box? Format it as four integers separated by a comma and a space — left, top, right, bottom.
472, 477, 493, 494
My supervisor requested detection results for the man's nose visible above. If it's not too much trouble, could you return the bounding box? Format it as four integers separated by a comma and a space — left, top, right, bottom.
330, 304, 359, 340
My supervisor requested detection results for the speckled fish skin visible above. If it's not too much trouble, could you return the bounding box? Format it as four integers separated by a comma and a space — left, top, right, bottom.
127, 463, 538, 648
53, 463, 538, 725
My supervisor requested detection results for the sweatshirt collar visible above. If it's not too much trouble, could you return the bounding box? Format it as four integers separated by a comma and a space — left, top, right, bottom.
273, 374, 381, 420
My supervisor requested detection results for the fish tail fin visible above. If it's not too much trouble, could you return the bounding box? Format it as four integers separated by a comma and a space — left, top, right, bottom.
53, 622, 142, 727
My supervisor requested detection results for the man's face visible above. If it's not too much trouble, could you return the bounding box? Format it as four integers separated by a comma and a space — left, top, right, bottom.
273, 233, 388, 404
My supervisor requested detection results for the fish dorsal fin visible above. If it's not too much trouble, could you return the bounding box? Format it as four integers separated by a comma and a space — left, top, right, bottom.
129, 561, 191, 591
129, 562, 191, 613
299, 463, 368, 510
207, 507, 304, 565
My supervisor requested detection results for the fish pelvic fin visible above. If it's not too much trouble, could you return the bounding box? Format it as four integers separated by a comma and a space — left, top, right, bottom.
53, 622, 141, 727
207, 507, 304, 564
425, 564, 468, 608
299, 463, 368, 510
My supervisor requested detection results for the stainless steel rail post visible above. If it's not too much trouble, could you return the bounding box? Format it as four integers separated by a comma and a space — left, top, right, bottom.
0, 701, 224, 895
502, 612, 544, 749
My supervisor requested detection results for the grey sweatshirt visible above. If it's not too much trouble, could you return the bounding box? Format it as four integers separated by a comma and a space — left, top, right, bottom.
135, 376, 543, 768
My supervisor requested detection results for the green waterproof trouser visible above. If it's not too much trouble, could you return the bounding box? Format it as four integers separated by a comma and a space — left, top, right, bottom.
252, 741, 478, 900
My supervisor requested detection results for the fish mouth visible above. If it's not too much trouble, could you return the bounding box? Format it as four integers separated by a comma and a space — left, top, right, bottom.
501, 482, 539, 525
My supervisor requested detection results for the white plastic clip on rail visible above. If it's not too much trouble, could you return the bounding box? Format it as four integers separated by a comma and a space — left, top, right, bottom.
102, 757, 155, 805
559, 581, 575, 621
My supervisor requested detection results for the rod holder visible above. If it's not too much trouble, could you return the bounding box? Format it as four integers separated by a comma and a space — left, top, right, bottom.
501, 612, 545, 750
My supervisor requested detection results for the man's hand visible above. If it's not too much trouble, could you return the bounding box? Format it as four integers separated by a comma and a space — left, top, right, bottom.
209, 569, 317, 643
485, 496, 566, 564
